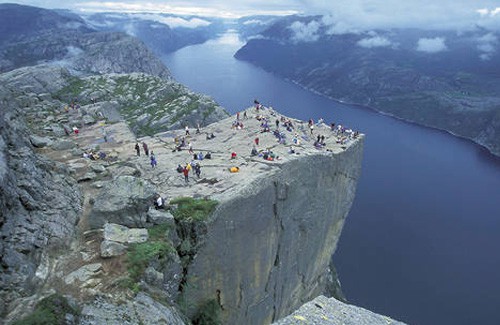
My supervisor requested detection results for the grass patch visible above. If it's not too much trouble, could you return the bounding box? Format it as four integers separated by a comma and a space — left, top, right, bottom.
13, 294, 79, 325
170, 197, 218, 222
124, 224, 175, 291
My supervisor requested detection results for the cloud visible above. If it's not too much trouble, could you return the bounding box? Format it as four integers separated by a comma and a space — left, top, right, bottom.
476, 33, 498, 60
303, 0, 500, 32
416, 37, 447, 53
243, 19, 265, 25
134, 14, 211, 28
357, 36, 392, 48
289, 20, 320, 43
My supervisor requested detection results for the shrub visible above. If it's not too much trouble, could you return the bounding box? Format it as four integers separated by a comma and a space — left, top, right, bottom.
170, 197, 218, 222
124, 223, 175, 290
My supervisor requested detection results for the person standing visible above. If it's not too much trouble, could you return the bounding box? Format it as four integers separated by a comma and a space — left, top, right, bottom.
150, 151, 157, 168
142, 142, 149, 156
135, 142, 140, 156
183, 165, 189, 183
185, 125, 190, 136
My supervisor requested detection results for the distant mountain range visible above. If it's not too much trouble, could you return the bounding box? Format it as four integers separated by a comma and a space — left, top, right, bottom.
235, 15, 500, 157
0, 4, 225, 73
81, 12, 225, 55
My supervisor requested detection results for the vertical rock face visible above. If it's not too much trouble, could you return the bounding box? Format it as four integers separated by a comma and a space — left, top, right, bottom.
0, 87, 82, 316
183, 139, 364, 324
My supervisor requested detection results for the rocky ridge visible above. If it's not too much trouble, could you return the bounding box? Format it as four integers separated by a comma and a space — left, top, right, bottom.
0, 62, 407, 324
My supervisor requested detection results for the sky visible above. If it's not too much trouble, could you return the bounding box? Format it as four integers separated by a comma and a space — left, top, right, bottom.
5, 0, 500, 31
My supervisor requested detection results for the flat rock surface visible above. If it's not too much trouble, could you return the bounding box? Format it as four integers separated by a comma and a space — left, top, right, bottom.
273, 295, 405, 325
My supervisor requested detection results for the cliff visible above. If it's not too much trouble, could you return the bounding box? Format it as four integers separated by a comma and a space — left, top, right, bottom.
181, 130, 363, 324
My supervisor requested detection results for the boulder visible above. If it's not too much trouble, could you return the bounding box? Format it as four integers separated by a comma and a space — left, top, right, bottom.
90, 164, 106, 174
103, 223, 148, 243
80, 293, 186, 325
82, 115, 95, 125
146, 208, 175, 226
64, 263, 103, 285
51, 139, 76, 150
88, 176, 155, 228
100, 240, 127, 258
29, 135, 51, 148
78, 172, 96, 182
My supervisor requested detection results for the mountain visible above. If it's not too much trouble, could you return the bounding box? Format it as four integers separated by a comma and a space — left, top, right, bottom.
82, 12, 226, 55
235, 15, 500, 157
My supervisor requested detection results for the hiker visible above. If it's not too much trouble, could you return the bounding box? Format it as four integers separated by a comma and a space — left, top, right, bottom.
237, 112, 240, 120
197, 152, 204, 160
205, 152, 212, 159
135, 142, 140, 156
154, 194, 164, 209
194, 163, 201, 178
185, 125, 190, 135
73, 126, 79, 136
196, 123, 201, 134
143, 142, 149, 156
231, 152, 237, 159
243, 111, 247, 119
206, 133, 215, 140
188, 142, 193, 154
176, 164, 184, 173
183, 166, 189, 183
276, 119, 280, 129
254, 137, 259, 146
150, 151, 157, 168
251, 147, 258, 156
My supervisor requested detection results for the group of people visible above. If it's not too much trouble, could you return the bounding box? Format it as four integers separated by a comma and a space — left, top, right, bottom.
83, 150, 106, 160
177, 161, 202, 183
134, 142, 157, 168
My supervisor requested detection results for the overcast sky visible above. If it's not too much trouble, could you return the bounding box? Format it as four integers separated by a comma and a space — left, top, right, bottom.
6, 0, 500, 30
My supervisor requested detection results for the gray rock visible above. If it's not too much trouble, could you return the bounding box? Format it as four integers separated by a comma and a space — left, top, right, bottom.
78, 172, 96, 182
144, 266, 164, 288
29, 135, 51, 148
180, 139, 364, 324
51, 139, 76, 150
273, 295, 406, 325
146, 208, 175, 226
103, 223, 148, 243
90, 164, 106, 174
100, 240, 127, 258
88, 176, 155, 228
80, 293, 186, 325
64, 263, 102, 285
82, 115, 95, 125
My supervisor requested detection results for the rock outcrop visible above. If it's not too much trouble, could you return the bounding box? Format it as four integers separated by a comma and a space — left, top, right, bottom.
273, 295, 405, 325
180, 132, 364, 324
80, 293, 186, 325
0, 81, 82, 316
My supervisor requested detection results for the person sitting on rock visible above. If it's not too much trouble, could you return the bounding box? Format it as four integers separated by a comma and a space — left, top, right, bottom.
197, 152, 204, 160
154, 194, 164, 209
205, 151, 212, 159
206, 133, 216, 140
251, 147, 258, 156
177, 164, 184, 173
231, 152, 237, 159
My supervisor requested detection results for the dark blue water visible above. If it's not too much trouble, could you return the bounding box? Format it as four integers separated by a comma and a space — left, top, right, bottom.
163, 32, 500, 325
